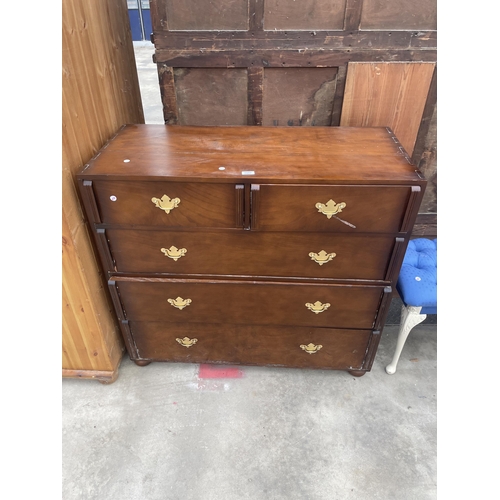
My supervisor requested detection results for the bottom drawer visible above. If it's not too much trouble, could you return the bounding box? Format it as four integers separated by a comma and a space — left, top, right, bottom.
127, 321, 374, 371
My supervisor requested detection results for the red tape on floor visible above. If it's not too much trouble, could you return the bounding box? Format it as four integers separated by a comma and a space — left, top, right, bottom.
198, 364, 244, 379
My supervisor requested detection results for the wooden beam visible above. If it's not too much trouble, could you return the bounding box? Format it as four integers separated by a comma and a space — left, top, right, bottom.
154, 48, 437, 67
344, 0, 364, 31
247, 67, 264, 125
152, 30, 437, 51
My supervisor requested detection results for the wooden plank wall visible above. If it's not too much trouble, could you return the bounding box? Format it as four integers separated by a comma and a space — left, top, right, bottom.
62, 0, 144, 383
340, 62, 435, 156
149, 0, 437, 236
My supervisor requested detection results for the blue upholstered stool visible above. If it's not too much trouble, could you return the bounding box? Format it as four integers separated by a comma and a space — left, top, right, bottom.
386, 238, 437, 374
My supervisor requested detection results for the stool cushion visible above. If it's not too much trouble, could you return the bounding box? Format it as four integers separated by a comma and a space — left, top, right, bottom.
396, 238, 437, 314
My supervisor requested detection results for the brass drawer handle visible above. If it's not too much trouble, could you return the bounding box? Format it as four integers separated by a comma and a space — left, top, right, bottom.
161, 246, 187, 261
315, 199, 346, 219
168, 297, 192, 310
300, 343, 323, 354
176, 337, 198, 348
309, 250, 336, 266
305, 301, 331, 314
151, 194, 180, 214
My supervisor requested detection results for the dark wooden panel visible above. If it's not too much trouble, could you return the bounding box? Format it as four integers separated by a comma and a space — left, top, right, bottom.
412, 214, 437, 238
264, 0, 346, 30
262, 68, 338, 126
416, 104, 437, 214
164, 0, 248, 30
131, 321, 371, 370
252, 184, 413, 233
105, 228, 397, 280
115, 278, 385, 329
412, 66, 437, 215
361, 0, 437, 30
92, 181, 240, 228
173, 68, 248, 125
157, 63, 178, 124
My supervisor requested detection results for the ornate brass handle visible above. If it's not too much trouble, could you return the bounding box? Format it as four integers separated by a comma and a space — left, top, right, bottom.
305, 301, 331, 314
309, 250, 336, 266
300, 343, 323, 354
168, 297, 192, 310
176, 337, 198, 348
161, 246, 187, 261
151, 194, 180, 214
315, 199, 346, 219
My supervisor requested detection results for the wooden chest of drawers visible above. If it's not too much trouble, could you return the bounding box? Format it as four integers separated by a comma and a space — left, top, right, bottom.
77, 125, 426, 376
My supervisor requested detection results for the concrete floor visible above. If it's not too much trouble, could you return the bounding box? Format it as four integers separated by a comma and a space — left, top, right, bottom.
62, 42, 437, 500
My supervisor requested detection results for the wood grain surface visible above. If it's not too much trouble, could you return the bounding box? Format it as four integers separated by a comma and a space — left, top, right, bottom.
92, 181, 241, 227
251, 184, 414, 233
130, 321, 372, 370
104, 229, 397, 280
78, 125, 424, 184
340, 62, 436, 156
114, 278, 384, 329
62, 0, 143, 380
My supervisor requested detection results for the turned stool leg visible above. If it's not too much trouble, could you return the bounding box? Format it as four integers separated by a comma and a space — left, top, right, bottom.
386, 305, 426, 375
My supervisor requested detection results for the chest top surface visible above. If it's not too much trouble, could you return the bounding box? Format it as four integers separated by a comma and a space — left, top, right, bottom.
78, 124, 425, 185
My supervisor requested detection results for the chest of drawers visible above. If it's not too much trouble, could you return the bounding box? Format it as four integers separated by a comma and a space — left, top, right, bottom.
77, 125, 426, 376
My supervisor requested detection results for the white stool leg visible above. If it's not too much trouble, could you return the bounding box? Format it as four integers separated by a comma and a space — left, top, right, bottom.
386, 305, 426, 374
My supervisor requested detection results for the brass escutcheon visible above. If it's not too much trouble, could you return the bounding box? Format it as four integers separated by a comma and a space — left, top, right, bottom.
300, 343, 323, 354
315, 199, 346, 219
161, 246, 187, 261
309, 250, 336, 266
151, 194, 180, 214
305, 301, 331, 314
176, 337, 198, 348
168, 297, 192, 310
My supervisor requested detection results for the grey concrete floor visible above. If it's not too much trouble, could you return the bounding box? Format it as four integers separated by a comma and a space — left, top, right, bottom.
62, 42, 437, 500
62, 325, 437, 500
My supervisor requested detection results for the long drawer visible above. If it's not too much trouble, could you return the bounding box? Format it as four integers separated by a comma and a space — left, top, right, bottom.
104, 229, 398, 279
112, 278, 387, 329
129, 322, 373, 370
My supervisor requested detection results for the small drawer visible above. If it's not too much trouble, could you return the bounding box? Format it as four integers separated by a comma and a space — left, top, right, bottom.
129, 321, 372, 371
105, 229, 398, 280
251, 184, 416, 233
112, 278, 387, 329
91, 180, 243, 228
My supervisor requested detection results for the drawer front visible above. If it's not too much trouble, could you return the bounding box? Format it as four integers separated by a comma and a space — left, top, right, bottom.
106, 229, 397, 280
130, 322, 372, 370
252, 184, 413, 233
92, 180, 243, 228
115, 279, 385, 329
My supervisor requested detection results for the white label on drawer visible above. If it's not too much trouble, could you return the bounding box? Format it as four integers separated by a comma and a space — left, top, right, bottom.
242, 170, 255, 175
